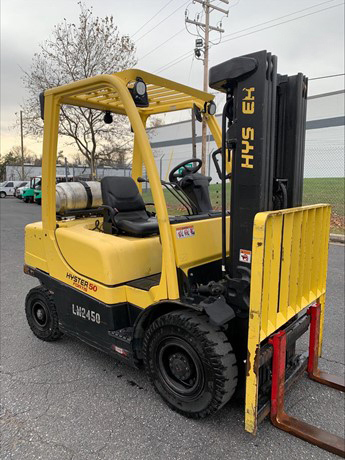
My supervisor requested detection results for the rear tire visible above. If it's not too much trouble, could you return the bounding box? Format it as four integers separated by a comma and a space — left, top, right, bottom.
25, 286, 63, 341
23, 197, 28, 203
143, 310, 238, 419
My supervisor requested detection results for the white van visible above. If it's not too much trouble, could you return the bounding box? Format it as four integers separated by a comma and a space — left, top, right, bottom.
0, 181, 29, 198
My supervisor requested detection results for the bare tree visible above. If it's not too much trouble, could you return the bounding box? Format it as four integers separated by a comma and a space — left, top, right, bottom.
22, 3, 136, 177
146, 116, 165, 156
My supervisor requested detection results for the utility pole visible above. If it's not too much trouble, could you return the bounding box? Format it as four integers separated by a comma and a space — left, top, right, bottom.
20, 110, 24, 180
185, 0, 228, 174
201, 2, 210, 173
64, 157, 69, 182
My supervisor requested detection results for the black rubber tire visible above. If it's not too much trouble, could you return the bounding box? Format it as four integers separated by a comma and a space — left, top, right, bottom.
23, 197, 28, 203
0, 192, 6, 198
143, 310, 238, 419
36, 199, 41, 205
25, 286, 63, 341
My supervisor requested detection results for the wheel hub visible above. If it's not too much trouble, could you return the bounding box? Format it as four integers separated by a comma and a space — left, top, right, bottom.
36, 308, 44, 320
168, 352, 192, 381
32, 303, 48, 327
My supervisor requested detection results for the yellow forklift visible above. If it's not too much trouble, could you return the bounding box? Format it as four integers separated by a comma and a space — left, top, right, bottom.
24, 50, 344, 456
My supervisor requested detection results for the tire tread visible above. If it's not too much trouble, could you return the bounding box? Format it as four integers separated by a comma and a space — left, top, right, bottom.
143, 309, 237, 419
25, 285, 62, 342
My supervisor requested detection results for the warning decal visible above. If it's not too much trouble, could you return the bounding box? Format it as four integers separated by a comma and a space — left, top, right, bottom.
176, 225, 195, 239
239, 249, 252, 263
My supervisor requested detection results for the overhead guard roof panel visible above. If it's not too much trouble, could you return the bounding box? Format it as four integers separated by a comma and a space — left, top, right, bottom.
44, 69, 215, 115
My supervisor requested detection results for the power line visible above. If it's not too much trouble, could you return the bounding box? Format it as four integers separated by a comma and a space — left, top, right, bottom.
309, 73, 345, 81
138, 28, 185, 62
155, 50, 193, 73
154, 1, 344, 75
156, 53, 194, 74
131, 0, 175, 38
135, 0, 190, 42
221, 0, 341, 41
220, 2, 344, 46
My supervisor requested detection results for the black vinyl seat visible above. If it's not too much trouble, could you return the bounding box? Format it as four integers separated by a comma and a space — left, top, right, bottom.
101, 176, 159, 237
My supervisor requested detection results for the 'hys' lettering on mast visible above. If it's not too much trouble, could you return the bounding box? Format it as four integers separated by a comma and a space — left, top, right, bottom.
241, 87, 255, 169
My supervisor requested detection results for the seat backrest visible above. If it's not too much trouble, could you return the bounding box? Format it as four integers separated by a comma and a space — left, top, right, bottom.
101, 176, 146, 212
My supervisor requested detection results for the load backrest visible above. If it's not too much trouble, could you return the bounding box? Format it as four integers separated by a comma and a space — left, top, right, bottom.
245, 204, 331, 435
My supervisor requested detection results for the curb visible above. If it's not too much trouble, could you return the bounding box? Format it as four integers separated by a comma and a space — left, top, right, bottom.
330, 233, 345, 244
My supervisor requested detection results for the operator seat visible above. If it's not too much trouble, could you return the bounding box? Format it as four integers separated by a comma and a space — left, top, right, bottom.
101, 176, 159, 237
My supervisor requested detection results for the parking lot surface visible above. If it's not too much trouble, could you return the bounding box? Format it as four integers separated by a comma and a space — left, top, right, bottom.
1, 197, 344, 460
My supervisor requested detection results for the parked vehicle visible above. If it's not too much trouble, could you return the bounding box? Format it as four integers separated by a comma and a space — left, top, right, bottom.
15, 183, 30, 199
33, 175, 73, 205
22, 177, 41, 203
0, 181, 29, 198
33, 184, 42, 205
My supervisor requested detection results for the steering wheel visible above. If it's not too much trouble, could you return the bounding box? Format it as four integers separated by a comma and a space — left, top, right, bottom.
169, 158, 202, 183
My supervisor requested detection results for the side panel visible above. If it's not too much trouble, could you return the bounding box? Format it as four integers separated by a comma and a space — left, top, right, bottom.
55, 220, 162, 286
25, 223, 49, 273
25, 218, 162, 307
170, 216, 230, 273
245, 204, 331, 434
36, 271, 142, 356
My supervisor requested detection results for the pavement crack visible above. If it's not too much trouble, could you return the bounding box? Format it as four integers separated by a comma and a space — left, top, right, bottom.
1, 357, 67, 375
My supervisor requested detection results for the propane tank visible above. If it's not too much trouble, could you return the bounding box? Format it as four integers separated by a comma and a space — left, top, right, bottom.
56, 181, 102, 213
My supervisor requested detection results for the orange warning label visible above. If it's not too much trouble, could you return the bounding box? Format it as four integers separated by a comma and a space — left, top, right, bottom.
239, 249, 251, 263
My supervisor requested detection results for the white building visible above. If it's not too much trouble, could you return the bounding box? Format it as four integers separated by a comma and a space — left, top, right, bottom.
149, 90, 345, 182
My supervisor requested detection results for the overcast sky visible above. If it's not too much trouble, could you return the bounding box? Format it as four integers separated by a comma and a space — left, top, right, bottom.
1, 0, 344, 157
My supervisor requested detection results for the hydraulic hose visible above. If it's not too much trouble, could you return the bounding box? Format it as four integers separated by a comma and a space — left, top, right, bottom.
221, 98, 232, 277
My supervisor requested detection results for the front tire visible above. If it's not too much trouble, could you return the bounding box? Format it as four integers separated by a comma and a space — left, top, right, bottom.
0, 192, 6, 198
143, 310, 238, 419
25, 286, 63, 341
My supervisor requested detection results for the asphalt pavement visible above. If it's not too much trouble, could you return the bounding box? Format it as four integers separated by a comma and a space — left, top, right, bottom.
1, 197, 344, 460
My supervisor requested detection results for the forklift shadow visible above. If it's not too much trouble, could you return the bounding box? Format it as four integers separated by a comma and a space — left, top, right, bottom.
54, 332, 247, 421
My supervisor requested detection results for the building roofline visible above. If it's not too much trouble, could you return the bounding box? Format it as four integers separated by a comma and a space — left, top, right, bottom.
147, 89, 345, 131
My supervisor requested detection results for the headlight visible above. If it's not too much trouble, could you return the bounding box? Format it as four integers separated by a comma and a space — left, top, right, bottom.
129, 78, 149, 108
207, 100, 216, 115
135, 80, 146, 97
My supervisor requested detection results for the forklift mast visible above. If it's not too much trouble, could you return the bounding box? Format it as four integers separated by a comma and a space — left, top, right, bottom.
209, 50, 308, 312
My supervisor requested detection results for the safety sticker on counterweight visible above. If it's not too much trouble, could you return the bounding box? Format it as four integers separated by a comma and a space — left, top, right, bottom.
176, 225, 195, 239
239, 249, 251, 263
